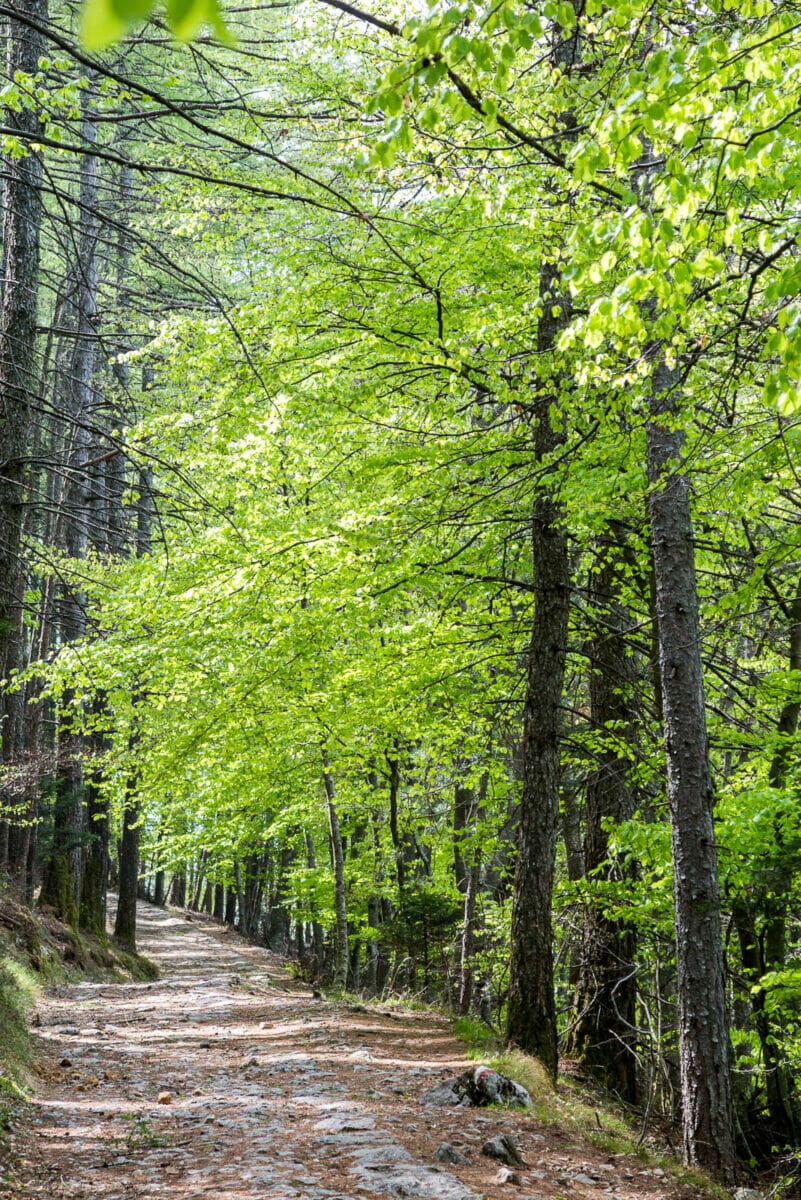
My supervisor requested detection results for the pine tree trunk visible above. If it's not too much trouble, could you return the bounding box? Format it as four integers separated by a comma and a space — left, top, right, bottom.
0, 0, 47, 867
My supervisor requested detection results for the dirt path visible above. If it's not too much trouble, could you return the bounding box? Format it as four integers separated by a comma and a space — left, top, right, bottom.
2, 901, 695, 1200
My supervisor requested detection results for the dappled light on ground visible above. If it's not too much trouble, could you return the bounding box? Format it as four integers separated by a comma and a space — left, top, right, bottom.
2, 902, 702, 1200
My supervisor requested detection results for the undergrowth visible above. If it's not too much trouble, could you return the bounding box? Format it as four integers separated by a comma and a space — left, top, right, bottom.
452, 1021, 724, 1199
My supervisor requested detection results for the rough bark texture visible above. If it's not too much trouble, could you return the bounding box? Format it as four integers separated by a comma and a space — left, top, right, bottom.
506, 264, 571, 1078
505, 12, 580, 1075
171, 871, 186, 907
114, 794, 140, 948
0, 0, 47, 867
568, 533, 637, 1102
40, 89, 100, 920
79, 730, 110, 938
646, 358, 735, 1182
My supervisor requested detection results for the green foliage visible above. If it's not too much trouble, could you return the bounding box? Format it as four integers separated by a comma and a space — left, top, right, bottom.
121, 1114, 171, 1149
81, 0, 227, 50
453, 1013, 499, 1053
0, 956, 37, 1085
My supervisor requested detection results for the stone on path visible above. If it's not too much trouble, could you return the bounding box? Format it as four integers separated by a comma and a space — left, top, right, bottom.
481, 1133, 527, 1167
434, 1143, 469, 1165
496, 1167, 522, 1185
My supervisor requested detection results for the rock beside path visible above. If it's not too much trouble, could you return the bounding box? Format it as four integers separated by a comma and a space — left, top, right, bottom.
423, 1065, 531, 1109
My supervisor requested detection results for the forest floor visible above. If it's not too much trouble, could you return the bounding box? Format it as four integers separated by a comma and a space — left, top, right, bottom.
0, 900, 713, 1200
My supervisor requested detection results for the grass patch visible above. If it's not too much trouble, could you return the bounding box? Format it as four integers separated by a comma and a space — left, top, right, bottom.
453, 1014, 501, 1053
0, 1073, 26, 1134
456, 1044, 723, 1198
0, 955, 39, 1077
488, 1047, 642, 1155
112, 945, 159, 981
0, 953, 38, 1136
120, 1114, 171, 1149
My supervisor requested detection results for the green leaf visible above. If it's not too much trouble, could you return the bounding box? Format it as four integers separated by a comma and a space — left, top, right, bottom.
81, 0, 227, 47
80, 0, 133, 51
167, 0, 215, 40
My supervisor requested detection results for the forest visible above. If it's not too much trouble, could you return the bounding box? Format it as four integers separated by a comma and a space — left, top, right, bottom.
1, 0, 800, 1187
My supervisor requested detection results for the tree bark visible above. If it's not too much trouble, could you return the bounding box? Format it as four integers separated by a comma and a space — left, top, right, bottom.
40, 85, 99, 922
0, 0, 47, 869
506, 258, 571, 1078
79, 723, 110, 938
646, 354, 735, 1181
568, 530, 638, 1102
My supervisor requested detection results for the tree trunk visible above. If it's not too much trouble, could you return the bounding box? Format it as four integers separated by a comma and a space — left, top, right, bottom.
568, 530, 638, 1102
453, 782, 472, 894
458, 851, 479, 1016
323, 759, 348, 991
114, 788, 140, 948
0, 0, 47, 871
506, 259, 571, 1078
40, 83, 101, 921
646, 354, 735, 1181
114, 467, 152, 950
304, 829, 325, 977
457, 772, 487, 1016
79, 726, 110, 938
191, 849, 208, 911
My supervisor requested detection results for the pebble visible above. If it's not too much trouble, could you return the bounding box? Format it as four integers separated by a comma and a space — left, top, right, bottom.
496, 1168, 522, 1185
